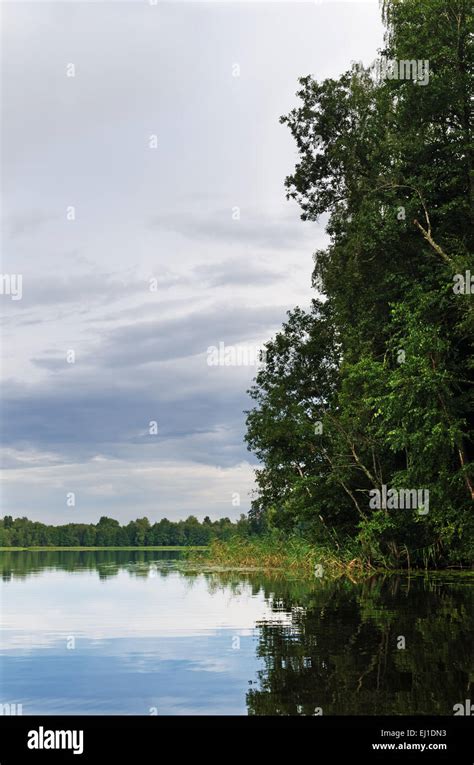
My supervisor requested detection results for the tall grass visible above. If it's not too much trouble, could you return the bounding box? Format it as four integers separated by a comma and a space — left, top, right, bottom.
187, 536, 376, 577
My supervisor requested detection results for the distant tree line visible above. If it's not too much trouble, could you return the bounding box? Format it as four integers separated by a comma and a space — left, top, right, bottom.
0, 514, 250, 547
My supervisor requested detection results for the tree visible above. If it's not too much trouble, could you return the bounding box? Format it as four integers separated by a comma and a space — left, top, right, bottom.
0, 515, 244, 548
245, 0, 473, 565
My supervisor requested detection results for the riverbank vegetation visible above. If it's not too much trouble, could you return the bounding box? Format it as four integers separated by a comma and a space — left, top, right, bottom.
187, 536, 372, 576
187, 532, 474, 574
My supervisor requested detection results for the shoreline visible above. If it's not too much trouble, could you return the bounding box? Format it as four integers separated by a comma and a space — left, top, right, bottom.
1, 544, 472, 577
185, 539, 474, 576
0, 545, 207, 552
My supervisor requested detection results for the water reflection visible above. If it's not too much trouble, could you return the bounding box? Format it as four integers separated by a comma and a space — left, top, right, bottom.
247, 574, 474, 715
0, 551, 472, 715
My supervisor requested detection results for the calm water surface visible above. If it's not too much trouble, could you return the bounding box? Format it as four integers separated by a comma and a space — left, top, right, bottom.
0, 550, 472, 715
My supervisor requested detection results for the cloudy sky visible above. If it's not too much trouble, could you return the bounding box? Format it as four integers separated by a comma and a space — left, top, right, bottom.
1, 0, 383, 524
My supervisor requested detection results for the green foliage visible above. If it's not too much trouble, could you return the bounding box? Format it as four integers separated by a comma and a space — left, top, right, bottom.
245, 0, 473, 567
0, 513, 250, 548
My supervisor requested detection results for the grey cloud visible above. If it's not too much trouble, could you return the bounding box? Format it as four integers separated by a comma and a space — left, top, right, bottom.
150, 209, 319, 251
31, 302, 287, 370
98, 303, 285, 367
23, 274, 144, 307
1, 379, 254, 469
194, 257, 285, 287
6, 210, 53, 240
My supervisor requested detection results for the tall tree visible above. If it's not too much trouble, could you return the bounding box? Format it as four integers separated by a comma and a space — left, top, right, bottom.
246, 0, 473, 565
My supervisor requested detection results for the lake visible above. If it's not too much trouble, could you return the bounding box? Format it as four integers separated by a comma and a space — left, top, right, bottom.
0, 550, 472, 716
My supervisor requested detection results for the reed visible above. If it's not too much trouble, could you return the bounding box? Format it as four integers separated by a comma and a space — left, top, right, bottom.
186, 536, 377, 577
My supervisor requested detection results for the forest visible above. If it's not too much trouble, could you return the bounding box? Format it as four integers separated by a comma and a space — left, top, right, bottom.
244, 0, 473, 567
0, 514, 249, 548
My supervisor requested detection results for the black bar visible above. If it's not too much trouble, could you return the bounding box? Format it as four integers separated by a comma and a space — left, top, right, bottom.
0, 716, 472, 762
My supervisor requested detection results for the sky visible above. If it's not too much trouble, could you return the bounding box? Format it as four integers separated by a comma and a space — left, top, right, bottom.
1, 0, 384, 524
